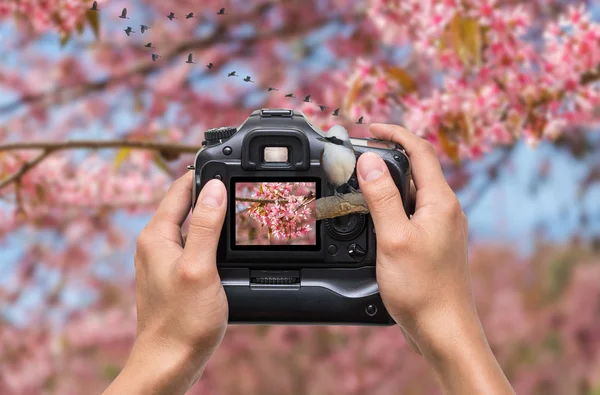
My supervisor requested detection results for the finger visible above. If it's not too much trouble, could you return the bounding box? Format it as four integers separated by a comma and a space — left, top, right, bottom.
356, 152, 410, 237
180, 179, 227, 267
147, 171, 193, 245
369, 124, 453, 209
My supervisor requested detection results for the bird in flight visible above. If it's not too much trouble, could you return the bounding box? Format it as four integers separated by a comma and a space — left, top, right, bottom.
152, 54, 161, 62
206, 63, 214, 69
228, 71, 238, 77
119, 8, 129, 19
356, 116, 364, 124
124, 27, 134, 36
217, 8, 226, 15
243, 76, 255, 83
140, 25, 150, 34
186, 12, 196, 19
90, 1, 99, 11
318, 105, 329, 112
285, 93, 296, 98
267, 87, 279, 92
167, 12, 177, 20
186, 54, 196, 64
144, 42, 154, 48
303, 95, 312, 103
332, 108, 340, 116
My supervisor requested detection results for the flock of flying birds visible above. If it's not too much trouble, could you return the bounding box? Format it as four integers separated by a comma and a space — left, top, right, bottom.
88, 1, 366, 124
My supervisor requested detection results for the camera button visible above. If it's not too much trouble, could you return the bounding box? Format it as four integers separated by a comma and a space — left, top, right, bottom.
365, 304, 378, 316
393, 155, 402, 162
348, 243, 366, 259
223, 146, 232, 155
213, 174, 222, 180
327, 244, 338, 255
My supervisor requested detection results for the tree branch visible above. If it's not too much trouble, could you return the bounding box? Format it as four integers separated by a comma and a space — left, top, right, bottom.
0, 151, 51, 190
315, 193, 369, 220
234, 194, 370, 220
0, 7, 358, 115
0, 140, 200, 154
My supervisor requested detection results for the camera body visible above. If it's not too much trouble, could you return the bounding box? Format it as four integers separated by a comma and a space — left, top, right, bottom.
191, 109, 412, 325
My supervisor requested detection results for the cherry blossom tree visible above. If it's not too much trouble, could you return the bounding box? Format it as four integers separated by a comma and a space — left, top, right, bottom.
0, 0, 599, 394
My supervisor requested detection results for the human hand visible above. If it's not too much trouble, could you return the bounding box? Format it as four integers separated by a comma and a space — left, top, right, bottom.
104, 172, 228, 395
356, 124, 514, 394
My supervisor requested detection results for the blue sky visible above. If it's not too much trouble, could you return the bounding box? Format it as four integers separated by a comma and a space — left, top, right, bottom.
1, 1, 599, 324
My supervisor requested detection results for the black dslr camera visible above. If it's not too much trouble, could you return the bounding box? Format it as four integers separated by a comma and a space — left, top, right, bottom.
191, 109, 412, 325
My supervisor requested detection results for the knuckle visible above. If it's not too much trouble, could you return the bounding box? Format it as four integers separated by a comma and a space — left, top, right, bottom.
440, 197, 462, 217
371, 182, 402, 208
135, 226, 154, 251
175, 260, 215, 284
417, 139, 436, 155
378, 230, 410, 252
188, 213, 219, 235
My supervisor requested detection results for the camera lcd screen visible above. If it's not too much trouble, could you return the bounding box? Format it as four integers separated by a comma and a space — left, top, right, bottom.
232, 178, 319, 249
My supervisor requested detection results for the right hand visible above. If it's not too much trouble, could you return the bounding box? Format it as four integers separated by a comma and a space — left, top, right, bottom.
356, 124, 475, 356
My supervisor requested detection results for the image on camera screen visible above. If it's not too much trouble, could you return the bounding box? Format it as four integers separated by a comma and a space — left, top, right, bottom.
234, 181, 317, 245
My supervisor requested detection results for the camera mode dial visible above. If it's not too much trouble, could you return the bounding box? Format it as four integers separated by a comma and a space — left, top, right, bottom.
202, 126, 237, 146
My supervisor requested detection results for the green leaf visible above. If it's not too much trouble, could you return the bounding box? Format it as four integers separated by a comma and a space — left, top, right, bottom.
113, 148, 131, 170
385, 66, 417, 94
60, 33, 71, 48
446, 13, 483, 68
546, 255, 575, 301
86, 10, 100, 39
75, 20, 85, 35
152, 153, 173, 176
463, 18, 482, 67
542, 331, 562, 354
437, 127, 461, 166
101, 364, 121, 380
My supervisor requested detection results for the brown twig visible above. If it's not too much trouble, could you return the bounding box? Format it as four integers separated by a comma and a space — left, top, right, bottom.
315, 193, 369, 220
235, 194, 370, 220
235, 197, 290, 204
0, 140, 200, 154
0, 140, 201, 191
0, 151, 51, 190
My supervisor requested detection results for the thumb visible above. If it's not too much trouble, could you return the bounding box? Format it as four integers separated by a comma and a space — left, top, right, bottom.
181, 179, 227, 265
356, 153, 409, 240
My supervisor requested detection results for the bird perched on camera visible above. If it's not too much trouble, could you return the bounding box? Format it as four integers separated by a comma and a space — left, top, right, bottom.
317, 125, 358, 197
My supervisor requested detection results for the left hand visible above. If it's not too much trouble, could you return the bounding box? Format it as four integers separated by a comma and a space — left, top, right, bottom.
104, 171, 229, 395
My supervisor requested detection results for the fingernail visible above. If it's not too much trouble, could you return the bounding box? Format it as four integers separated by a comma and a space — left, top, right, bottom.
200, 179, 225, 208
358, 153, 385, 182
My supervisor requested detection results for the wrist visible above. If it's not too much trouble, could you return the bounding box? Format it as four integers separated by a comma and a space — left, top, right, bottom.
414, 305, 487, 364
104, 335, 209, 395
411, 306, 514, 394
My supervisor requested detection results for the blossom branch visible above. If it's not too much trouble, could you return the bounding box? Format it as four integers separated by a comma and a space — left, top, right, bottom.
0, 8, 360, 115
0, 151, 52, 191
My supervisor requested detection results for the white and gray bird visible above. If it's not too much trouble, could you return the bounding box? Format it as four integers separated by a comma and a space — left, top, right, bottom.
318, 125, 358, 196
